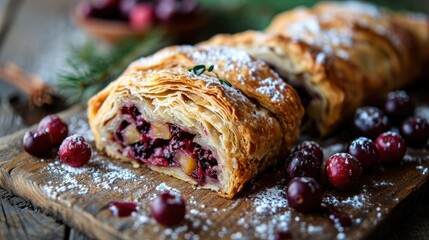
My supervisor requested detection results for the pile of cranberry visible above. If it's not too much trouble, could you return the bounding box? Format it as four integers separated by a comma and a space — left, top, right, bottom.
79, 0, 200, 30
285, 90, 429, 214
22, 115, 92, 167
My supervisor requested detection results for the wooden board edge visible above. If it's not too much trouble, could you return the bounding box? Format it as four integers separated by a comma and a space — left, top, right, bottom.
0, 169, 127, 240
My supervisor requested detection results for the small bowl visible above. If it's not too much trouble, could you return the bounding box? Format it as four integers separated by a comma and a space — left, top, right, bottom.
72, 3, 208, 45
72, 8, 149, 44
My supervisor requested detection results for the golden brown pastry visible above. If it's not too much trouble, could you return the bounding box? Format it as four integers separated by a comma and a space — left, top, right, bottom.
267, 1, 429, 89
88, 45, 303, 198
202, 1, 429, 135
200, 31, 365, 136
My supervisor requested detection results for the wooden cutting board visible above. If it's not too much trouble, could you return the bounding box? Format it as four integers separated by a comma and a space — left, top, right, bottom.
0, 102, 429, 240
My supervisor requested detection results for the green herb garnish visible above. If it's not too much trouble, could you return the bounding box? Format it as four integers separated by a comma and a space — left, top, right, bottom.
188, 64, 232, 87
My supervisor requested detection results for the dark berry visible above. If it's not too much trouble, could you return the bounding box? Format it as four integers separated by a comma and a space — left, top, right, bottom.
400, 116, 429, 147
82, 0, 122, 20
384, 90, 414, 123
109, 201, 137, 217
325, 153, 362, 191
321, 203, 353, 228
286, 177, 323, 213
155, 0, 199, 22
352, 106, 390, 139
23, 130, 54, 158
58, 135, 92, 167
375, 131, 406, 163
286, 151, 321, 179
275, 231, 293, 240
150, 192, 186, 226
120, 0, 154, 18
293, 141, 324, 162
129, 3, 155, 30
347, 137, 379, 170
38, 114, 68, 146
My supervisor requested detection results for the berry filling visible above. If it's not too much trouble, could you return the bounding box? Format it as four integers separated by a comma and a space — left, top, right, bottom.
113, 104, 218, 185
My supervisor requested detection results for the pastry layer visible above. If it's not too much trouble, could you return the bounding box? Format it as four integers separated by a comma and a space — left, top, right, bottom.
88, 45, 304, 198
201, 2, 429, 136
200, 31, 365, 136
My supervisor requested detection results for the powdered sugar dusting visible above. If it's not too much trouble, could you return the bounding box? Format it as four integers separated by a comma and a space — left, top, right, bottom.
252, 185, 288, 214
285, 15, 354, 57
42, 155, 147, 199
41, 112, 149, 198
134, 45, 290, 104
255, 77, 286, 103
68, 115, 95, 141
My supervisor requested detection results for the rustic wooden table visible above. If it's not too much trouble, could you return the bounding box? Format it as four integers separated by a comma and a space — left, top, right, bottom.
0, 0, 429, 239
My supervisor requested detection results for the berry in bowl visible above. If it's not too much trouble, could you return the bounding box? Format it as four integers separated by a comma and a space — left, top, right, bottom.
73, 0, 207, 44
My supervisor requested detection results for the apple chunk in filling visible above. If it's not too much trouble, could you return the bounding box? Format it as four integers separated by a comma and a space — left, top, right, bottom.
113, 104, 219, 185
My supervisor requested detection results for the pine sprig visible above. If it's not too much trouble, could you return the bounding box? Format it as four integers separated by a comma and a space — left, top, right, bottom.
57, 31, 169, 104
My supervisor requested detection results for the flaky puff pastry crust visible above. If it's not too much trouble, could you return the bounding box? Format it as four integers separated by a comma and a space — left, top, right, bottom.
88, 45, 303, 198
203, 2, 429, 135
200, 31, 365, 136
267, 1, 429, 94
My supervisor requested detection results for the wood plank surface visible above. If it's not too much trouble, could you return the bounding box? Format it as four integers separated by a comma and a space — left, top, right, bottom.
0, 99, 428, 240
0, 0, 428, 239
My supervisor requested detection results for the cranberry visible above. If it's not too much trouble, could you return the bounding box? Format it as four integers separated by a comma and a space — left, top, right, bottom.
286, 151, 321, 179
23, 130, 53, 158
80, 0, 122, 19
275, 231, 293, 240
109, 201, 137, 217
129, 3, 155, 30
325, 153, 362, 191
384, 90, 414, 123
352, 106, 390, 139
78, 2, 98, 18
400, 116, 429, 147
58, 135, 92, 167
375, 131, 406, 163
155, 0, 199, 22
321, 203, 353, 228
286, 177, 323, 213
150, 192, 186, 226
120, 0, 154, 18
120, 104, 141, 119
38, 114, 68, 146
347, 137, 379, 170
293, 141, 324, 163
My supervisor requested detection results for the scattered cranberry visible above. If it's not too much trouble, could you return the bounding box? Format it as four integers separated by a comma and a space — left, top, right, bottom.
347, 137, 379, 170
352, 106, 390, 139
400, 116, 429, 147
321, 203, 353, 228
375, 131, 406, 163
325, 153, 362, 191
384, 90, 414, 123
58, 134, 92, 167
286, 151, 321, 180
38, 114, 68, 146
109, 201, 137, 217
286, 177, 323, 213
293, 141, 324, 163
23, 130, 54, 158
275, 231, 293, 240
150, 192, 186, 226
129, 3, 155, 30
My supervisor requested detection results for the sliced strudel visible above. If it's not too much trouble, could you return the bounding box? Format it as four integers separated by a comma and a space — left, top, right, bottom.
88, 45, 304, 198
201, 1, 429, 135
